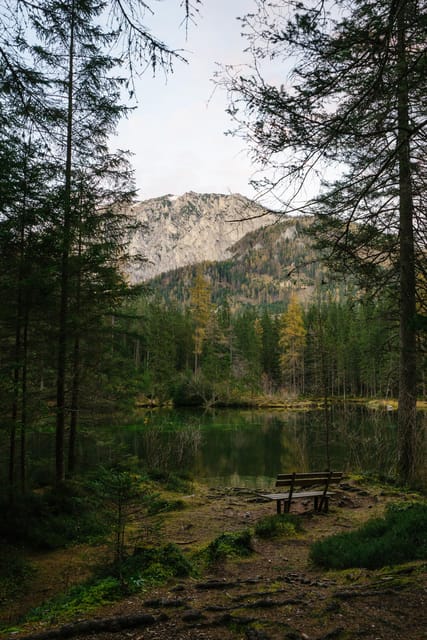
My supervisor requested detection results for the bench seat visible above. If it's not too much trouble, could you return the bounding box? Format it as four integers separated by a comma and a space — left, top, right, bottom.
258, 471, 342, 513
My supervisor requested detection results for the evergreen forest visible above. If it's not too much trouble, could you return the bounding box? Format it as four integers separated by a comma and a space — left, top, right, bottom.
0, 1, 426, 635
117, 267, 408, 407
0, 0, 426, 498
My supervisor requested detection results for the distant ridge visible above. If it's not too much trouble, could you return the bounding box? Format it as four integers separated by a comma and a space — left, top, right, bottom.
148, 214, 331, 312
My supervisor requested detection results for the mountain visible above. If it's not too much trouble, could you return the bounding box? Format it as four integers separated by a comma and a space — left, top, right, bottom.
126, 192, 277, 283
148, 214, 334, 312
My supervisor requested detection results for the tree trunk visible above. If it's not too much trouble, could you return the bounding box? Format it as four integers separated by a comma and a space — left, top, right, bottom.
56, 0, 76, 483
396, 0, 418, 485
68, 213, 82, 476
20, 308, 29, 493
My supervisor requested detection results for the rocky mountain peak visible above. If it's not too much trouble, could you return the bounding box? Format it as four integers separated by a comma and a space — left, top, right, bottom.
126, 192, 277, 282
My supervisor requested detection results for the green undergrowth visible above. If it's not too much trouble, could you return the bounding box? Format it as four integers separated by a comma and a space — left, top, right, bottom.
143, 492, 186, 515
0, 469, 192, 553
127, 542, 193, 586
198, 529, 253, 568
22, 577, 122, 627
310, 501, 427, 569
194, 515, 302, 570
3, 543, 193, 633
254, 513, 302, 539
0, 482, 107, 550
0, 545, 34, 606
146, 470, 194, 494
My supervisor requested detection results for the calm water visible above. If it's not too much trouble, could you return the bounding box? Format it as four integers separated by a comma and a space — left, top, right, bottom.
8, 405, 426, 489
75, 405, 425, 489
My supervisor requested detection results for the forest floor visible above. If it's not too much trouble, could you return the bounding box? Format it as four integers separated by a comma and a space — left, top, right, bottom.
2, 479, 427, 640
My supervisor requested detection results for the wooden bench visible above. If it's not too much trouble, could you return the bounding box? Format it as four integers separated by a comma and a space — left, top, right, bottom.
259, 471, 343, 514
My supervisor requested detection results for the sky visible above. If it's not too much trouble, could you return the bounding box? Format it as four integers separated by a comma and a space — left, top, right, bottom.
112, 0, 261, 202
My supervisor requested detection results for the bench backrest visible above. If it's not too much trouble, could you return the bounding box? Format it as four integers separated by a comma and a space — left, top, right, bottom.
275, 471, 342, 489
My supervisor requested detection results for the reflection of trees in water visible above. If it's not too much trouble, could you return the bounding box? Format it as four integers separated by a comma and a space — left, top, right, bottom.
20, 406, 421, 487
327, 407, 398, 477
140, 424, 202, 473
279, 415, 309, 472
198, 411, 310, 482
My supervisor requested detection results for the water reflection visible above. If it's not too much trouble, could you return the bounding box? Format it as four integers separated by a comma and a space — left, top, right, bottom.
7, 405, 426, 489
80, 406, 401, 487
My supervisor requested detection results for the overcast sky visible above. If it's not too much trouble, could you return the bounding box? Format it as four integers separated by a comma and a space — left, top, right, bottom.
112, 0, 261, 202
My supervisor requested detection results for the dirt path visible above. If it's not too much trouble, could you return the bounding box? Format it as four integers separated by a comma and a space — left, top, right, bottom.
3, 482, 427, 640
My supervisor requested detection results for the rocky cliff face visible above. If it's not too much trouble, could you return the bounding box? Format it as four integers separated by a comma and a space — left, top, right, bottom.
126, 192, 277, 282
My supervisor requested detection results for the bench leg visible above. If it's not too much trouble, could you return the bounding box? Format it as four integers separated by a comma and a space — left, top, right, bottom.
316, 497, 329, 512
276, 500, 282, 514
284, 500, 291, 513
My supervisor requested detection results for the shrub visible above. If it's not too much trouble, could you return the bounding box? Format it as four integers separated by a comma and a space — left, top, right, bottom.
0, 545, 34, 604
130, 543, 193, 579
206, 530, 253, 565
147, 470, 194, 493
143, 492, 185, 515
310, 502, 427, 570
0, 482, 107, 550
254, 514, 301, 539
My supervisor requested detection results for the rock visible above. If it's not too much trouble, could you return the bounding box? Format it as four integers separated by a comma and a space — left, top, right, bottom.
126, 193, 276, 282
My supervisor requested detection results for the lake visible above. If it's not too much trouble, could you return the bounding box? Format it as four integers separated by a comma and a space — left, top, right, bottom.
73, 404, 426, 489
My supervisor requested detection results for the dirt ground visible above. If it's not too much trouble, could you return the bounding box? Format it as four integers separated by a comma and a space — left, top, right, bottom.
3, 481, 427, 640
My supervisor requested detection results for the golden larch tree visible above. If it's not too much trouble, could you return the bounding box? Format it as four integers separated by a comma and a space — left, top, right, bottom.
278, 295, 306, 394
190, 267, 212, 374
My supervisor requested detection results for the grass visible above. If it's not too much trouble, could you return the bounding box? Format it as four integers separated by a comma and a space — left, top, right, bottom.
310, 501, 427, 569
254, 513, 302, 539
22, 577, 123, 625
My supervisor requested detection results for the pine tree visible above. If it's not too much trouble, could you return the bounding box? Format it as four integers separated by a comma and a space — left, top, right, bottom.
222, 0, 426, 484
260, 309, 281, 391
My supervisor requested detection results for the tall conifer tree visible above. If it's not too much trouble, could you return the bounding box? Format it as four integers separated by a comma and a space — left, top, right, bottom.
222, 0, 426, 484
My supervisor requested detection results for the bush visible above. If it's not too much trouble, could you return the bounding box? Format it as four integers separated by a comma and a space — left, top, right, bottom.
131, 543, 193, 579
143, 492, 185, 515
206, 530, 253, 565
0, 545, 34, 604
0, 482, 107, 550
310, 502, 427, 570
147, 470, 194, 493
254, 514, 301, 539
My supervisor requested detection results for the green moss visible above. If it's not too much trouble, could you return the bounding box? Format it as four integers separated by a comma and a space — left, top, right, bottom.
310, 501, 427, 569
203, 530, 253, 566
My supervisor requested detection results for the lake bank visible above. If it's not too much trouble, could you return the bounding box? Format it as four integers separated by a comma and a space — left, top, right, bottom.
135, 394, 427, 411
